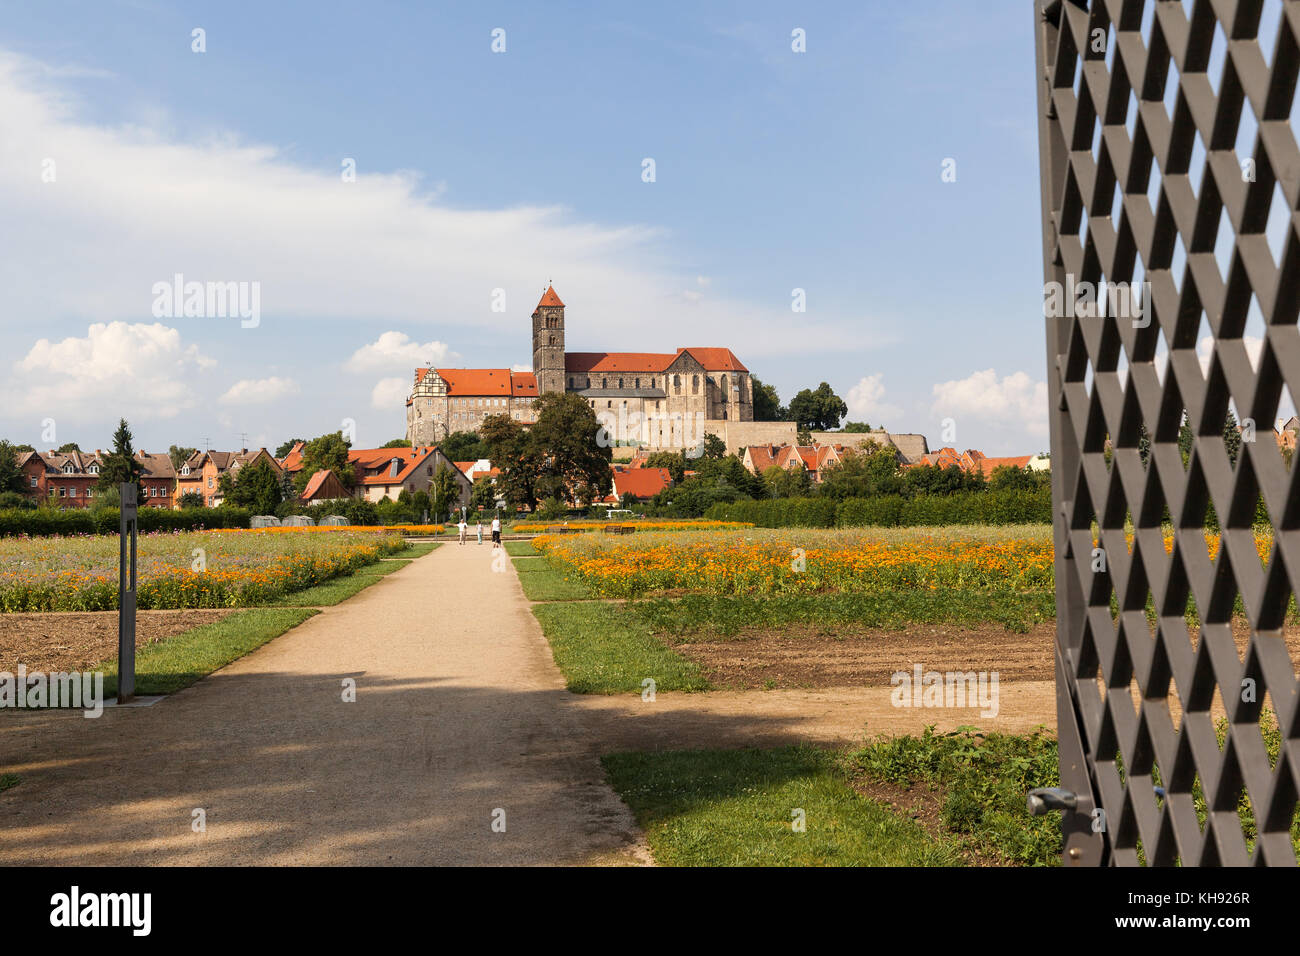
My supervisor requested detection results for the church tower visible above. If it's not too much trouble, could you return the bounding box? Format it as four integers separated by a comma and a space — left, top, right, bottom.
531, 284, 566, 395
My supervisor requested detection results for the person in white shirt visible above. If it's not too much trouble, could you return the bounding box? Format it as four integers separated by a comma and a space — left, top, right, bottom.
476, 520, 484, 545
491, 515, 501, 547
457, 517, 467, 546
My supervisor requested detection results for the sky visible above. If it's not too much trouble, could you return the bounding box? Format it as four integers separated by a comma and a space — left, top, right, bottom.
0, 0, 1056, 457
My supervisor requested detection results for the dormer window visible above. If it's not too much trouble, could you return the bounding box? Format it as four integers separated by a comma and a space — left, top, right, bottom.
89, 465, 99, 474
181, 465, 190, 476
63, 463, 74, 474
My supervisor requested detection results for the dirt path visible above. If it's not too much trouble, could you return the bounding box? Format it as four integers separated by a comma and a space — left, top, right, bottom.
571, 682, 1058, 751
0, 545, 647, 866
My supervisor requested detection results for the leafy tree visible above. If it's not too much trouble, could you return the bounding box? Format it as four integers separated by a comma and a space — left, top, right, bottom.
13, 443, 34, 453
762, 464, 811, 498
818, 443, 903, 499
692, 433, 727, 461
439, 430, 490, 462
295, 432, 355, 493
643, 450, 687, 483
481, 413, 538, 511
988, 464, 1037, 492
57, 442, 82, 454
0, 440, 27, 495
429, 464, 464, 520
0, 490, 34, 510
97, 419, 145, 501
168, 445, 197, 470
471, 475, 497, 511
178, 490, 205, 509
537, 496, 567, 520
788, 382, 849, 431
531, 392, 613, 506
275, 438, 305, 458
750, 376, 784, 421
841, 421, 874, 433
902, 463, 984, 497
219, 460, 283, 514
381, 438, 410, 449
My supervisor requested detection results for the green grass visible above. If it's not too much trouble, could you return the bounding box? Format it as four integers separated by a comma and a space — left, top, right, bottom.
512, 555, 597, 602
101, 607, 318, 696
631, 590, 1056, 638
603, 746, 961, 866
847, 726, 1061, 866
531, 601, 709, 693
0, 773, 19, 793
505, 541, 540, 557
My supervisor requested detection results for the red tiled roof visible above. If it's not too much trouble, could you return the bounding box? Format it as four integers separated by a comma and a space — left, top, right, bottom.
977, 455, 1033, 477
565, 347, 749, 375
613, 467, 672, 501
565, 352, 676, 374
300, 469, 340, 500
678, 347, 748, 372
414, 368, 537, 397
350, 446, 441, 486
535, 285, 565, 309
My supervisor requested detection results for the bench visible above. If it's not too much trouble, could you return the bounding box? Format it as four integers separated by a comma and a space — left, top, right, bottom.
602, 525, 636, 535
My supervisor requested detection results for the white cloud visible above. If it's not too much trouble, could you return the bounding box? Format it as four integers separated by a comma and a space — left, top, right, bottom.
219, 376, 299, 405
6, 321, 212, 420
370, 377, 410, 410
845, 373, 902, 425
347, 332, 455, 373
931, 368, 1048, 439
0, 50, 893, 362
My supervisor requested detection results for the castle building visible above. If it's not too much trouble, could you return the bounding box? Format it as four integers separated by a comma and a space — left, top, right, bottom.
407, 285, 791, 452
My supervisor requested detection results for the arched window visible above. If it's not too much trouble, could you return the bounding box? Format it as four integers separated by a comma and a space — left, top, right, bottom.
549, 335, 556, 345
602, 377, 608, 388
634, 378, 640, 389
692, 374, 699, 394
673, 375, 681, 393
618, 378, 624, 388
719, 376, 729, 397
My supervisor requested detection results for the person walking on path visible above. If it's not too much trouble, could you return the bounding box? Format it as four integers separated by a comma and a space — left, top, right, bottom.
491, 514, 501, 548
476, 520, 484, 545
458, 517, 467, 546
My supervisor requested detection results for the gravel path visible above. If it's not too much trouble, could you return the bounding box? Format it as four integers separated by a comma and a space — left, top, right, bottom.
0, 545, 648, 866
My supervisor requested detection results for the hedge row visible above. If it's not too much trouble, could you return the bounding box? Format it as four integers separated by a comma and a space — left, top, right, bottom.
0, 507, 252, 537
706, 488, 1053, 528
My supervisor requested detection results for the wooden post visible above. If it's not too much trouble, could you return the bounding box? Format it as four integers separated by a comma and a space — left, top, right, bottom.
118, 482, 138, 704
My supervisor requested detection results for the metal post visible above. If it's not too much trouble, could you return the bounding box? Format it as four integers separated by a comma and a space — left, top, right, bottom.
118, 482, 138, 704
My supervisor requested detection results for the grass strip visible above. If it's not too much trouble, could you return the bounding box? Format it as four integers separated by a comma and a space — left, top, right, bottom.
0, 773, 19, 793
531, 601, 708, 693
101, 607, 318, 696
512, 555, 596, 602
631, 590, 1056, 638
602, 746, 961, 866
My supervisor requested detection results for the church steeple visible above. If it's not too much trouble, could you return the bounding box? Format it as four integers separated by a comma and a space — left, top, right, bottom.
531, 284, 566, 394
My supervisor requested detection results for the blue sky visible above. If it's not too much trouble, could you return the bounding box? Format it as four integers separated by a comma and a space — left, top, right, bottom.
0, 1, 1050, 456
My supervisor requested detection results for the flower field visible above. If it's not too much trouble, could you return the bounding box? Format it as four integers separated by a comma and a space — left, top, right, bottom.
531, 526, 1056, 598
0, 529, 409, 611
513, 520, 754, 532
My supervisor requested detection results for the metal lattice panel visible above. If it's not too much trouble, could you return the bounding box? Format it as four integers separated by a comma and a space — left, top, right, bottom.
1035, 0, 1300, 865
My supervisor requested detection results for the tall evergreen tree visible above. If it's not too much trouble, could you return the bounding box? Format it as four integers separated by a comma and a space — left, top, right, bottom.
97, 419, 145, 501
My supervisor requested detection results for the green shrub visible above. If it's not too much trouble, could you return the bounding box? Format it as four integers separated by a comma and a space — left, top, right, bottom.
706, 487, 1051, 528
0, 506, 251, 537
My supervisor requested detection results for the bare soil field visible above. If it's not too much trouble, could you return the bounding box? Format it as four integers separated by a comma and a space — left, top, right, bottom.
673, 622, 1056, 690
0, 610, 238, 674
